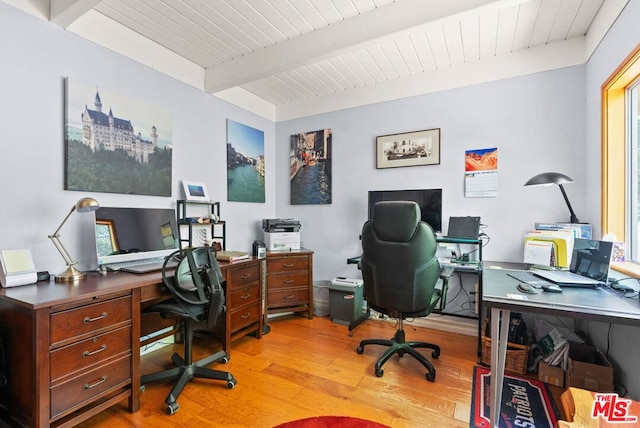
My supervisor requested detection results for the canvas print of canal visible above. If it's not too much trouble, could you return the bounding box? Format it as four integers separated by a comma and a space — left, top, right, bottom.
290, 129, 332, 205
64, 78, 173, 196
226, 119, 265, 203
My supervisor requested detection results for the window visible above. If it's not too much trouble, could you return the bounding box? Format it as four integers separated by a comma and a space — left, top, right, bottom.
602, 44, 640, 275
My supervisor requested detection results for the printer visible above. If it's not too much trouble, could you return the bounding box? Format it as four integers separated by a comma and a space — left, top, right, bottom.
262, 218, 301, 251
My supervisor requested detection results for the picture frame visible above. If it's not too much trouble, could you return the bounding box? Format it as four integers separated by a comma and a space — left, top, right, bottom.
376, 128, 440, 169
182, 180, 210, 202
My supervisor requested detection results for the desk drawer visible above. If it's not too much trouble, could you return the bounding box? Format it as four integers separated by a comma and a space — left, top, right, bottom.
50, 354, 131, 419
229, 302, 260, 331
228, 284, 260, 308
267, 256, 309, 273
50, 325, 131, 383
267, 273, 309, 290
268, 289, 309, 307
51, 296, 132, 346
228, 264, 260, 289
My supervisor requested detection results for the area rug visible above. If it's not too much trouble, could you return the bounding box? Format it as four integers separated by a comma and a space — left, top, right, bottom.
470, 366, 560, 428
274, 416, 390, 428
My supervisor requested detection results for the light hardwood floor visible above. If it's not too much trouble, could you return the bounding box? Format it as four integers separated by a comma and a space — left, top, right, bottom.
76, 314, 539, 428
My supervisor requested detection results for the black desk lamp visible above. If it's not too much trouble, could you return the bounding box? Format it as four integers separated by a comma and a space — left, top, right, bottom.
525, 172, 579, 223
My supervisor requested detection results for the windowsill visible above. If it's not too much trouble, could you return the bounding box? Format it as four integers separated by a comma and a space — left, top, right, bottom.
611, 261, 640, 279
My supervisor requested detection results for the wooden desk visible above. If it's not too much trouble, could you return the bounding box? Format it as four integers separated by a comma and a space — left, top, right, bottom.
0, 257, 262, 428
482, 267, 640, 428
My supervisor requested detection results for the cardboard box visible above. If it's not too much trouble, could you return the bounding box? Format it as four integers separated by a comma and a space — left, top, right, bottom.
538, 361, 565, 387
264, 231, 301, 251
565, 342, 614, 392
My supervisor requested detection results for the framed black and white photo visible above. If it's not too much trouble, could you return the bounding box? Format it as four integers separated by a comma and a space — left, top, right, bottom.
182, 180, 210, 202
376, 128, 440, 169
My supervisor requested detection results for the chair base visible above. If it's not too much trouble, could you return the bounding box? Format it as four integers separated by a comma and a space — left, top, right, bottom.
142, 349, 237, 414
357, 327, 440, 382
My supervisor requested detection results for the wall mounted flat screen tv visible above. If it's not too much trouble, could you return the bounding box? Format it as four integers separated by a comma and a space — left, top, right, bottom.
93, 207, 178, 267
368, 189, 443, 232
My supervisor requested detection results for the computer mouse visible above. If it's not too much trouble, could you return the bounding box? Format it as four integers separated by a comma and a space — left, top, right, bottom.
542, 284, 562, 293
516, 283, 538, 294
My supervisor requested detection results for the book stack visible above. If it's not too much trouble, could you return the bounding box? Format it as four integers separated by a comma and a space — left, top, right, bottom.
215, 250, 249, 262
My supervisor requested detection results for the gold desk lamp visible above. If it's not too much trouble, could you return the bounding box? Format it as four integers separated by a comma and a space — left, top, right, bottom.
48, 197, 100, 282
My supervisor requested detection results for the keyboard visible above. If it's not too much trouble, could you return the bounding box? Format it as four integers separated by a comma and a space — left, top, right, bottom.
506, 270, 552, 288
105, 258, 178, 274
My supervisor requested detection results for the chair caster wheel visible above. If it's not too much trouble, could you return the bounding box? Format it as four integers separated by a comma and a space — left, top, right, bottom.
166, 402, 179, 414
140, 385, 145, 393
227, 378, 238, 389
356, 346, 364, 354
375, 368, 384, 377
426, 371, 436, 382
220, 355, 230, 364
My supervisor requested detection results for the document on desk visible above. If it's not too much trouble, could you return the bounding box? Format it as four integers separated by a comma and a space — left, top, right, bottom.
523, 240, 554, 267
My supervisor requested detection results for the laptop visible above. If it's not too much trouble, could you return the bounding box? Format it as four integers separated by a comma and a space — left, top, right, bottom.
445, 216, 481, 239
531, 239, 614, 288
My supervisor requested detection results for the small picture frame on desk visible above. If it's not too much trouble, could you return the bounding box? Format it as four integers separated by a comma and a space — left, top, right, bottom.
182, 180, 210, 202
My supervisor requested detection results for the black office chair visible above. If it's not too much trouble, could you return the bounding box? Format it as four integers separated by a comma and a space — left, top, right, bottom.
356, 201, 451, 381
141, 247, 237, 414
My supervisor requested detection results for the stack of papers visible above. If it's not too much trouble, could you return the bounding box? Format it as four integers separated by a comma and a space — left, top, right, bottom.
215, 251, 249, 262
524, 229, 574, 268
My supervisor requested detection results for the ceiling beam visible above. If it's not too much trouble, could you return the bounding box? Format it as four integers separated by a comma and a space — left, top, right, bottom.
49, 0, 101, 28
204, 0, 497, 94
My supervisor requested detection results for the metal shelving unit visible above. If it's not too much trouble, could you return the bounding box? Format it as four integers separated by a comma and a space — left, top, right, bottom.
176, 200, 226, 250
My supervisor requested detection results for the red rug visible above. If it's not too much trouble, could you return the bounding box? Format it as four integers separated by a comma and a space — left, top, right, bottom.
274, 416, 390, 428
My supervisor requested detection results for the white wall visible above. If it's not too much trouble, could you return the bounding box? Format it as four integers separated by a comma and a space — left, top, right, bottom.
584, 0, 640, 401
0, 2, 276, 274
276, 68, 587, 282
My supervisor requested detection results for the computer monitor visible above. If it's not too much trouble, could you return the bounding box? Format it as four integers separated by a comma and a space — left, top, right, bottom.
93, 206, 179, 267
368, 188, 442, 232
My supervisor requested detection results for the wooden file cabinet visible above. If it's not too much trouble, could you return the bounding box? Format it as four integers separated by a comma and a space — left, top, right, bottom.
266, 249, 313, 318
223, 260, 263, 347
0, 287, 139, 428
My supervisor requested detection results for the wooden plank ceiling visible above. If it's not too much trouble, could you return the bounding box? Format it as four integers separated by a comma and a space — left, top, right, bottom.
4, 0, 627, 119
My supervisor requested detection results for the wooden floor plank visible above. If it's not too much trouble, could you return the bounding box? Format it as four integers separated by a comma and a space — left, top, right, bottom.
75, 314, 560, 427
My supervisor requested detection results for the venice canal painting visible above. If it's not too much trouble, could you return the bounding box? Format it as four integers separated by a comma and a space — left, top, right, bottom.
290, 129, 332, 205
227, 119, 265, 203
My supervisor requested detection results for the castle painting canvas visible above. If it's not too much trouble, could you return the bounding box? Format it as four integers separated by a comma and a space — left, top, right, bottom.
64, 78, 173, 196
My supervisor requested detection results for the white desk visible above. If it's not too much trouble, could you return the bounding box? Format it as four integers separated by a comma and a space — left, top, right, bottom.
482, 267, 640, 428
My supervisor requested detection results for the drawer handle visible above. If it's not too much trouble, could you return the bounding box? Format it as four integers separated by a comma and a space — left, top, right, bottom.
282, 279, 294, 284
240, 293, 251, 300
83, 376, 107, 390
284, 294, 294, 300
241, 274, 252, 280
283, 263, 295, 268
240, 312, 251, 320
83, 344, 107, 357
83, 312, 108, 323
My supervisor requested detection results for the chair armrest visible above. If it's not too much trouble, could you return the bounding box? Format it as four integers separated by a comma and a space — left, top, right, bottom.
436, 267, 453, 311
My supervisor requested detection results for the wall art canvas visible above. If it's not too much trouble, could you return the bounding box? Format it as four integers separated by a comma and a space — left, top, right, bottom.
376, 128, 440, 169
226, 119, 265, 203
290, 129, 332, 205
64, 78, 173, 196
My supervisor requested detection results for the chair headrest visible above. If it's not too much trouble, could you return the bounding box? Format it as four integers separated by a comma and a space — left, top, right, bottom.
372, 201, 420, 242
